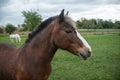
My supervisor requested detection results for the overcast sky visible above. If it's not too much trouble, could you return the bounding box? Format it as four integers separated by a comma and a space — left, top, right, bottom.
0, 0, 120, 26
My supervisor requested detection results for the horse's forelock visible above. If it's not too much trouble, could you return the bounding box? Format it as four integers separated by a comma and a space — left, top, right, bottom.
64, 16, 76, 29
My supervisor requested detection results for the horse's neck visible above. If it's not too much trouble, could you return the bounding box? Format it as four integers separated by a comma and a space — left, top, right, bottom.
25, 25, 57, 63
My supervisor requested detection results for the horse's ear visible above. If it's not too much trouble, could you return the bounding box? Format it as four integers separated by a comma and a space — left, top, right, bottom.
58, 9, 65, 23
66, 11, 69, 16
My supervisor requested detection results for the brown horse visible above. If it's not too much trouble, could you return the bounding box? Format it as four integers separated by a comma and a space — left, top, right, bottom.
0, 9, 91, 80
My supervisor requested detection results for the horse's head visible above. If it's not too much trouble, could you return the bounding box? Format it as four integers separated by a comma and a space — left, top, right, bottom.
51, 9, 91, 60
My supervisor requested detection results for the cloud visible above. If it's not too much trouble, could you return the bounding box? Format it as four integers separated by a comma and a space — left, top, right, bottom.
0, 0, 9, 7
70, 4, 120, 20
0, 0, 120, 26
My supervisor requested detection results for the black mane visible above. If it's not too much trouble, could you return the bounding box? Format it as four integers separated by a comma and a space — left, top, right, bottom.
25, 16, 56, 43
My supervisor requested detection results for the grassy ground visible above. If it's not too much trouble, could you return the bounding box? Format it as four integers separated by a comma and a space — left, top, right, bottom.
0, 34, 120, 80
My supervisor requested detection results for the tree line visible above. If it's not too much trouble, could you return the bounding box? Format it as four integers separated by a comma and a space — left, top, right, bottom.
76, 18, 120, 29
0, 10, 120, 34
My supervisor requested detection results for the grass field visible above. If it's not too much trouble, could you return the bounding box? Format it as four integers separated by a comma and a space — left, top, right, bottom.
0, 34, 120, 80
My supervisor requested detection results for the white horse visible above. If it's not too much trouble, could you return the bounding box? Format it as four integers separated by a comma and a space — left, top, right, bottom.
9, 34, 21, 43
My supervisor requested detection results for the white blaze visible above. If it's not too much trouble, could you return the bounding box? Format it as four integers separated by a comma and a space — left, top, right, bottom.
76, 31, 91, 52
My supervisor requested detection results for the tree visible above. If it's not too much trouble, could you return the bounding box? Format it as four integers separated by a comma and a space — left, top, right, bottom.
5, 23, 16, 34
114, 21, 120, 29
76, 20, 82, 29
22, 10, 42, 31
97, 19, 103, 29
0, 25, 4, 33
0, 27, 3, 33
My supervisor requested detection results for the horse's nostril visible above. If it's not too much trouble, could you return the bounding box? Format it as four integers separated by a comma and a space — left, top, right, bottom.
88, 51, 91, 57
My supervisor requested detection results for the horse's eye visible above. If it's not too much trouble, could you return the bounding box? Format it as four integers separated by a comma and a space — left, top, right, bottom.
62, 26, 72, 33
65, 30, 72, 33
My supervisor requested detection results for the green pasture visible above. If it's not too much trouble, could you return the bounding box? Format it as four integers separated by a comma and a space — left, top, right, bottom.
0, 33, 120, 80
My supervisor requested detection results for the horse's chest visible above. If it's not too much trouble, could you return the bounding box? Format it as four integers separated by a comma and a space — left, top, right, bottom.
15, 62, 51, 80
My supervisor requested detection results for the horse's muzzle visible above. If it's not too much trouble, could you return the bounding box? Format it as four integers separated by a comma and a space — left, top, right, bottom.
78, 51, 91, 60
